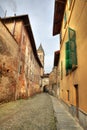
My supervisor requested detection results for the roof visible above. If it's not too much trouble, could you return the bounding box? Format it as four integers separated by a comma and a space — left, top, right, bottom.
54, 50, 60, 66
1, 15, 43, 67
37, 44, 45, 55
53, 0, 67, 35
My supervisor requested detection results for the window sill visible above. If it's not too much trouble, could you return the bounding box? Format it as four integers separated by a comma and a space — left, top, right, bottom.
66, 65, 78, 76
72, 65, 78, 71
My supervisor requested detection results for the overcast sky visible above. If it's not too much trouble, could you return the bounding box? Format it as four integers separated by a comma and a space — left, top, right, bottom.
0, 0, 60, 73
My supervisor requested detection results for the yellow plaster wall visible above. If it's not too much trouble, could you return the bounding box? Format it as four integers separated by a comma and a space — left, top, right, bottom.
60, 0, 87, 113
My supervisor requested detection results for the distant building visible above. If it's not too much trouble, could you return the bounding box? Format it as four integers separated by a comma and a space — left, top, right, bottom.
53, 0, 87, 129
37, 44, 45, 76
49, 67, 57, 96
0, 15, 42, 102
49, 50, 60, 97
54, 50, 60, 97
41, 73, 49, 92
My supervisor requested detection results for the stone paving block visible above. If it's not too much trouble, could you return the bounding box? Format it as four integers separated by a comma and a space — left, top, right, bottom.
50, 96, 83, 130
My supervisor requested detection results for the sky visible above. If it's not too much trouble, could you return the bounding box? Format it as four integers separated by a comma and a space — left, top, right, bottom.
0, 0, 60, 73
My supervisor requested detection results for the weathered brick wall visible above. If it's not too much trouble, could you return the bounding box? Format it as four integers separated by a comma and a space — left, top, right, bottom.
0, 17, 42, 100
0, 21, 19, 103
21, 25, 41, 97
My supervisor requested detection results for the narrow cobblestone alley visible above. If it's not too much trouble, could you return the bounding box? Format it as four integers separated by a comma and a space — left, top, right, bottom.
0, 93, 56, 130
0, 93, 84, 130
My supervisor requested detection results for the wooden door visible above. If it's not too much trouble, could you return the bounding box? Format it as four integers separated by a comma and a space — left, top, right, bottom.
74, 84, 79, 118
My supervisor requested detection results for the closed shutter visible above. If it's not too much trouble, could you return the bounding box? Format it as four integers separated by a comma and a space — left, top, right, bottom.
65, 28, 77, 74
68, 27, 77, 67
68, 27, 76, 41
70, 40, 77, 66
65, 41, 72, 72
64, 12, 67, 25
66, 59, 72, 69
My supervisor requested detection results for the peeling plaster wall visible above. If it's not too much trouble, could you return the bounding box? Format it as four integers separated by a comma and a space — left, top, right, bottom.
3, 18, 41, 98
0, 21, 19, 102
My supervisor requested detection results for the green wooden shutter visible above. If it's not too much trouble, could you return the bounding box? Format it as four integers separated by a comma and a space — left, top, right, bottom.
68, 27, 76, 41
70, 40, 77, 66
66, 59, 72, 70
65, 28, 77, 74
64, 12, 67, 25
68, 27, 77, 68
65, 41, 72, 72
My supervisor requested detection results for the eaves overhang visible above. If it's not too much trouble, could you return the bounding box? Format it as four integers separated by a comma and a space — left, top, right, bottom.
54, 50, 60, 66
53, 0, 67, 35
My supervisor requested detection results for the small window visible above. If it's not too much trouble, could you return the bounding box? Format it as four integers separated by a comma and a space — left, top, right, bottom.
18, 65, 22, 74
64, 12, 67, 27
23, 35, 25, 44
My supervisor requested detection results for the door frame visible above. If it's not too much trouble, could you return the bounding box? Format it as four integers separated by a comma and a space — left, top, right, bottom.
74, 84, 79, 118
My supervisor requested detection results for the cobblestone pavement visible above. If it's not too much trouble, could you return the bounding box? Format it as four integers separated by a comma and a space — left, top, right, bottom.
0, 93, 56, 130
0, 93, 84, 130
51, 96, 84, 130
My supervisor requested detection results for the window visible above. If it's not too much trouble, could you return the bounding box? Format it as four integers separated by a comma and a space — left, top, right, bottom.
65, 28, 77, 74
26, 66, 28, 77
64, 12, 67, 26
19, 65, 22, 74
23, 35, 25, 44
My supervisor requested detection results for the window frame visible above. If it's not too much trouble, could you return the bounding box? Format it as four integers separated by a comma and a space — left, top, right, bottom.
64, 11, 67, 28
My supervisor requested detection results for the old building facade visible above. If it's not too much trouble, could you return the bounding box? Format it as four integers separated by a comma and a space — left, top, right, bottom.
0, 19, 19, 102
49, 67, 57, 96
53, 0, 87, 129
49, 51, 60, 97
53, 50, 60, 97
41, 73, 49, 92
0, 15, 42, 102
